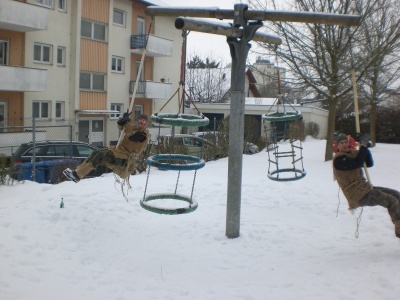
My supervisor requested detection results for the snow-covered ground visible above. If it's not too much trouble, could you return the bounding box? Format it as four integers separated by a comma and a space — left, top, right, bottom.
1, 138, 399, 300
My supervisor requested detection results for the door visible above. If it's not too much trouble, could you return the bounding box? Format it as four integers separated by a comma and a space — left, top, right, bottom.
79, 120, 90, 144
0, 101, 6, 133
91, 120, 104, 147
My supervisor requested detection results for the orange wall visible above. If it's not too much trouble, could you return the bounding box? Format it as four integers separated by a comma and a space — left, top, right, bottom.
80, 39, 108, 72
131, 2, 154, 35
0, 29, 24, 66
81, 0, 109, 23
79, 91, 107, 110
130, 55, 153, 81
0, 91, 23, 125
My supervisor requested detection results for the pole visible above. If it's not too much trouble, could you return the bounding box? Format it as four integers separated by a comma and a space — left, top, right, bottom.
175, 17, 281, 45
351, 69, 372, 186
32, 116, 36, 182
146, 7, 361, 26
225, 4, 262, 239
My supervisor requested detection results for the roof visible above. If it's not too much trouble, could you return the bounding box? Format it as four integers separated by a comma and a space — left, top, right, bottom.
137, 0, 168, 6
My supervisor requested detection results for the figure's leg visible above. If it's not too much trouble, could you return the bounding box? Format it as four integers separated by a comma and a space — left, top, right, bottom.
359, 188, 400, 238
64, 150, 113, 182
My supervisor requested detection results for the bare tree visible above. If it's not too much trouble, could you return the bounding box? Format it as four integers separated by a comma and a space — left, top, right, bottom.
186, 53, 230, 103
248, 0, 376, 161
356, 0, 400, 145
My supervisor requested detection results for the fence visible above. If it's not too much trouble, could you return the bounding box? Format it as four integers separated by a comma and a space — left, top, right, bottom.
0, 115, 210, 184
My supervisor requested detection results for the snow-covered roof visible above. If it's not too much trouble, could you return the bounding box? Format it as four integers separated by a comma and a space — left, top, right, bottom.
245, 98, 278, 105
142, 0, 169, 6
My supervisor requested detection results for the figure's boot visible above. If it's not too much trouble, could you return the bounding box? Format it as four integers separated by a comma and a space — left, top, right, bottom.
63, 168, 80, 183
394, 220, 400, 238
75, 161, 95, 179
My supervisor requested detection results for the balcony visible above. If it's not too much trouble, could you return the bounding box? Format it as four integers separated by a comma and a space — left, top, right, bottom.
0, 1, 48, 32
130, 34, 173, 57
0, 65, 46, 92
129, 80, 172, 99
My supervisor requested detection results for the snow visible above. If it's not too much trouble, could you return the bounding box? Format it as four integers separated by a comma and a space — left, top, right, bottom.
1, 138, 400, 300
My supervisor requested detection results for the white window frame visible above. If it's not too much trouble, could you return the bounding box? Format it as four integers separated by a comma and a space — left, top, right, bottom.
0, 39, 8, 65
34, 43, 53, 64
33, 101, 51, 120
81, 19, 107, 42
57, 46, 66, 66
110, 103, 123, 119
79, 72, 106, 91
111, 56, 124, 73
35, 0, 54, 9
58, 0, 67, 12
55, 101, 65, 119
137, 17, 146, 34
113, 8, 126, 27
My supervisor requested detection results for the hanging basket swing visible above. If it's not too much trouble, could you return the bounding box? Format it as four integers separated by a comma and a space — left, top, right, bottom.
141, 154, 205, 215
262, 104, 306, 182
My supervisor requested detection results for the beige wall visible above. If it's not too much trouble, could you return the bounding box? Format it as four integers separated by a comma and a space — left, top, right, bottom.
23, 0, 73, 119
107, 0, 133, 116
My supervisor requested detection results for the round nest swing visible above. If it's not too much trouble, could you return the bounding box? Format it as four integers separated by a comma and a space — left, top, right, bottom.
140, 193, 198, 215
151, 113, 209, 127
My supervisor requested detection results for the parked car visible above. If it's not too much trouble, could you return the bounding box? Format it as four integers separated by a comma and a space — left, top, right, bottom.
151, 134, 221, 161
192, 131, 220, 144
10, 140, 109, 180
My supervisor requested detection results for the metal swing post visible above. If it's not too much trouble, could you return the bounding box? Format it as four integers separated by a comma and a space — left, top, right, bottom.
226, 4, 264, 238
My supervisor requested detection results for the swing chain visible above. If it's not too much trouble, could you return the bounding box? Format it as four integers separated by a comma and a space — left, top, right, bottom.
190, 170, 198, 201
174, 170, 181, 195
143, 165, 151, 201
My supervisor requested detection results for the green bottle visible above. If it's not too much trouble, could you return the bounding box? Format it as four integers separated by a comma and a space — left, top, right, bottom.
60, 198, 64, 208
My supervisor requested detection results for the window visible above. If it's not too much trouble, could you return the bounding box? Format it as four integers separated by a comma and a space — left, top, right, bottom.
0, 39, 8, 65
134, 105, 143, 123
76, 145, 96, 156
34, 43, 52, 64
35, 0, 54, 8
58, 0, 66, 12
47, 145, 71, 157
79, 72, 105, 91
111, 56, 124, 73
81, 20, 107, 42
55, 101, 65, 119
110, 103, 123, 119
57, 46, 66, 66
137, 17, 146, 34
136, 61, 144, 81
113, 9, 126, 26
33, 101, 51, 119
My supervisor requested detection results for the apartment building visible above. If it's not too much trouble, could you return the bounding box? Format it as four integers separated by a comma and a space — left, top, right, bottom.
1, 0, 180, 147
0, 0, 48, 129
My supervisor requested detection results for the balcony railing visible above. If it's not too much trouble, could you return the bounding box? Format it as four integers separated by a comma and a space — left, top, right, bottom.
130, 34, 173, 57
0, 1, 48, 32
129, 80, 172, 99
0, 65, 46, 92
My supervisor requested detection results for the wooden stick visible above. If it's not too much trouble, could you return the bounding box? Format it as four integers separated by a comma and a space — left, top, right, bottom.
352, 69, 372, 186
